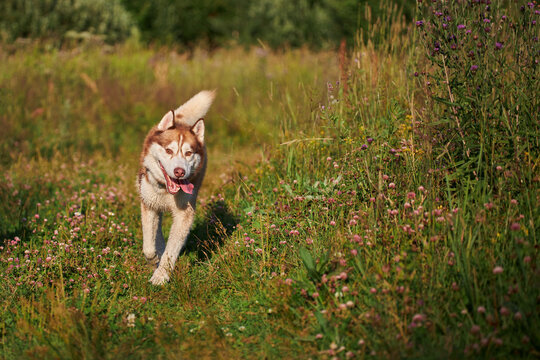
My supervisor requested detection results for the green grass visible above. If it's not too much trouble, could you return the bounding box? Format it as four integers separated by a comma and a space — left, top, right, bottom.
1, 4, 539, 359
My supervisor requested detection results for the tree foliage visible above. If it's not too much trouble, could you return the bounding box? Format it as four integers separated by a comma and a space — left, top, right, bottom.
0, 0, 415, 48
0, 0, 133, 44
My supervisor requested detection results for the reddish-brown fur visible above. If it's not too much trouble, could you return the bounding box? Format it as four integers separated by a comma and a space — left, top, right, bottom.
138, 121, 205, 187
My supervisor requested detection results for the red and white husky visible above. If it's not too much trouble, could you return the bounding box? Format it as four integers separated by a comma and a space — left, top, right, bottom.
137, 90, 215, 285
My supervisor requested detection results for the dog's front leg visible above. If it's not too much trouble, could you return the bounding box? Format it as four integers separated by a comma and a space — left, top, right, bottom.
141, 203, 165, 265
149, 207, 194, 285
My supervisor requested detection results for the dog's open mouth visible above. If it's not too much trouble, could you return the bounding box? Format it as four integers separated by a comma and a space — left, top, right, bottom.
158, 162, 194, 195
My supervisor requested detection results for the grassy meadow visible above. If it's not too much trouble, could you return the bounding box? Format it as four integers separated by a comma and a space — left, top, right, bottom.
1, 2, 539, 359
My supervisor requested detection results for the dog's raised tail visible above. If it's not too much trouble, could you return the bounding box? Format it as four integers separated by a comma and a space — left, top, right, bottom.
175, 90, 216, 126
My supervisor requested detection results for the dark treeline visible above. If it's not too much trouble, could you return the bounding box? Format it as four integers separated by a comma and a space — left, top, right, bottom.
0, 0, 413, 49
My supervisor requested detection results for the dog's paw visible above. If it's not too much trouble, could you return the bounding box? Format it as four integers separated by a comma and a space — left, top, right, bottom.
145, 255, 160, 268
149, 267, 170, 285
143, 249, 160, 264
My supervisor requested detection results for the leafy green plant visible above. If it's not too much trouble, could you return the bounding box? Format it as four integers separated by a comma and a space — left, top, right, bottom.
0, 0, 133, 44
416, 1, 539, 183
298, 247, 331, 283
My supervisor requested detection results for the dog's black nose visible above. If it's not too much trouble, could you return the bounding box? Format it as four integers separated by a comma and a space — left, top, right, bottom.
174, 167, 185, 178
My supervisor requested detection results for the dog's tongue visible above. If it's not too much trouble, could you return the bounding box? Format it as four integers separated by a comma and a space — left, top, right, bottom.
178, 180, 194, 194
159, 162, 194, 195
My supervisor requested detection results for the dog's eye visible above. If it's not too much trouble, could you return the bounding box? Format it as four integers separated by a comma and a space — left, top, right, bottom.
166, 149, 173, 155
185, 151, 193, 157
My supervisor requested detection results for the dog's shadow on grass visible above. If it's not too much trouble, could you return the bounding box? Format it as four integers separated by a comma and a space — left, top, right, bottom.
183, 200, 239, 260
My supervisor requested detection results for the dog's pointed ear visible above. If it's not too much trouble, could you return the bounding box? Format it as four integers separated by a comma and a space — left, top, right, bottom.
157, 110, 175, 131
191, 118, 205, 143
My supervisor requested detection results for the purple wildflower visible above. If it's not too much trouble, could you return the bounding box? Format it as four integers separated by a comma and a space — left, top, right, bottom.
416, 20, 424, 27
470, 65, 479, 72
495, 42, 503, 50
457, 24, 466, 30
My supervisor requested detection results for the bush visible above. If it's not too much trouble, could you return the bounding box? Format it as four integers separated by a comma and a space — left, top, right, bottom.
416, 1, 539, 183
0, 0, 133, 44
244, 0, 333, 48
122, 0, 412, 49
121, 0, 336, 48
0, 0, 415, 49
120, 0, 229, 47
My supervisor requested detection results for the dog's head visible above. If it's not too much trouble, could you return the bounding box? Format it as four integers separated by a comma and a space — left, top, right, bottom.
142, 90, 215, 195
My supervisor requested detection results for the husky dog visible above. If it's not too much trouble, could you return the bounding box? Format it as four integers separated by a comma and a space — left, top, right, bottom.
137, 90, 215, 285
